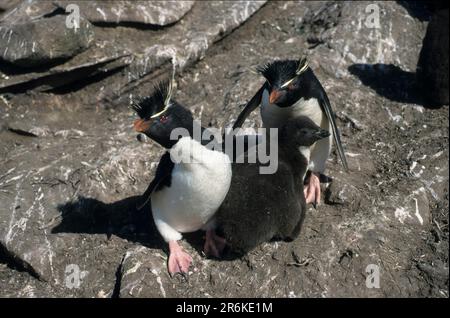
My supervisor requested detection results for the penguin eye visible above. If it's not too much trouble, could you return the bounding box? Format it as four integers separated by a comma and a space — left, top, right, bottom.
280, 77, 296, 89
159, 115, 168, 123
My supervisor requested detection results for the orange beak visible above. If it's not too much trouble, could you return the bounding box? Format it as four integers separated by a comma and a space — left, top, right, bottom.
269, 90, 281, 104
133, 119, 151, 133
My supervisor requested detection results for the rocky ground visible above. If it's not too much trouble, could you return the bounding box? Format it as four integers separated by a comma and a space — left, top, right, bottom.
0, 1, 448, 298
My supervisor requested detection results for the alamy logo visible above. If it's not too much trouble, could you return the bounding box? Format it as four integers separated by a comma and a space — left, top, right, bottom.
365, 264, 380, 289
65, 4, 80, 30
364, 4, 380, 29
168, 121, 279, 175
65, 264, 88, 289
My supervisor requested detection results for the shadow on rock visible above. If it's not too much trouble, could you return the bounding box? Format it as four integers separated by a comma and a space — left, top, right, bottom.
0, 57, 74, 76
396, 1, 432, 21
52, 195, 164, 248
52, 195, 206, 254
348, 63, 429, 107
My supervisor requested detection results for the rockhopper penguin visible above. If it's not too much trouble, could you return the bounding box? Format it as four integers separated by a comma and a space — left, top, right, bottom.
232, 57, 348, 207
132, 81, 232, 276
217, 116, 330, 254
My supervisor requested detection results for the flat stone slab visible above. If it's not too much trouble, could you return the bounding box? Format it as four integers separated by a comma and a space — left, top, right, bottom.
54, 0, 195, 26
298, 1, 426, 77
0, 15, 94, 67
0, 1, 266, 100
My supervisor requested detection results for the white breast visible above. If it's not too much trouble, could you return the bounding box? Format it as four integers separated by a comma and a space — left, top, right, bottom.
261, 89, 323, 128
151, 137, 232, 234
260, 89, 332, 173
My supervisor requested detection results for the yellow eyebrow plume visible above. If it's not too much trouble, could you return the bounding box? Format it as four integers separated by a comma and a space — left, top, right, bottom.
280, 77, 295, 88
295, 57, 309, 75
150, 104, 170, 119
280, 58, 309, 88
150, 79, 174, 119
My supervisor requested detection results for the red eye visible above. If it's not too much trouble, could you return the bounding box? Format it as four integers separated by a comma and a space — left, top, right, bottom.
159, 115, 168, 123
288, 83, 295, 90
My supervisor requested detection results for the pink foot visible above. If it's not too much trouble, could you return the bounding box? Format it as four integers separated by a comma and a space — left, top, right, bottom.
303, 172, 321, 208
204, 229, 227, 258
168, 241, 192, 277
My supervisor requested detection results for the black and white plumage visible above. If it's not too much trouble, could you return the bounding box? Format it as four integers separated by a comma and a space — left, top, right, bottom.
132, 81, 232, 276
217, 116, 330, 254
232, 57, 348, 206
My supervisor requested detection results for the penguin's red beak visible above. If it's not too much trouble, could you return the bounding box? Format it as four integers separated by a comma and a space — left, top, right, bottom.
134, 119, 151, 133
269, 89, 282, 104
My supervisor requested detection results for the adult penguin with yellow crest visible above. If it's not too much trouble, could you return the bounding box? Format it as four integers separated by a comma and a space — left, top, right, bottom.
232, 56, 348, 207
132, 80, 231, 277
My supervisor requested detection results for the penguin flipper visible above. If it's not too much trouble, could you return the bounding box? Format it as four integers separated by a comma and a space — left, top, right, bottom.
232, 82, 267, 129
137, 151, 174, 210
319, 92, 349, 171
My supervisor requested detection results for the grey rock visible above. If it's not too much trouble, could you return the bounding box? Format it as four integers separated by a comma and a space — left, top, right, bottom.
0, 1, 266, 98
89, 0, 269, 107
0, 0, 22, 13
325, 177, 361, 206
0, 15, 94, 67
0, 0, 57, 24
0, 42, 131, 92
300, 1, 426, 77
117, 246, 174, 298
417, 260, 449, 288
0, 97, 174, 290
0, 53, 132, 92
385, 184, 431, 228
54, 0, 195, 26
0, 264, 54, 297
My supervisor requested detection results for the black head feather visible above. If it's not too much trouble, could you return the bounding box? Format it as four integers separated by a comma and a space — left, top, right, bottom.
131, 80, 173, 119
281, 116, 329, 148
257, 58, 308, 87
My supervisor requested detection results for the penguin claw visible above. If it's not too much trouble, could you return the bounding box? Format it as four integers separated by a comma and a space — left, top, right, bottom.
173, 271, 189, 282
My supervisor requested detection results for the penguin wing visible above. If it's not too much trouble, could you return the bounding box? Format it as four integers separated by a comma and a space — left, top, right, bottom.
137, 151, 174, 210
319, 91, 349, 171
232, 82, 268, 129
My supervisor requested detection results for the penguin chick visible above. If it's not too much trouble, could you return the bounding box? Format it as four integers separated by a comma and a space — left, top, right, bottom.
232, 57, 348, 207
216, 116, 330, 255
132, 80, 232, 277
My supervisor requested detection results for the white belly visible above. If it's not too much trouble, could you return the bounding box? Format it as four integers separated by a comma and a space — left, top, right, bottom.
261, 89, 332, 173
151, 137, 232, 234
261, 89, 323, 128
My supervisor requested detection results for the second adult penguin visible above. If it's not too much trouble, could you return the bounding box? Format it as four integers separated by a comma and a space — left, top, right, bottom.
232, 57, 348, 207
